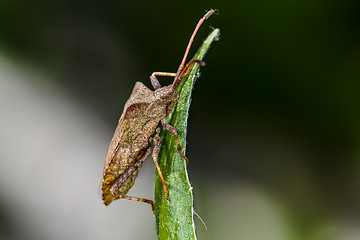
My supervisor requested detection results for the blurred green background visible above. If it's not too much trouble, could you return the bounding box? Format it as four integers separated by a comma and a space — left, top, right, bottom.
0, 1, 359, 240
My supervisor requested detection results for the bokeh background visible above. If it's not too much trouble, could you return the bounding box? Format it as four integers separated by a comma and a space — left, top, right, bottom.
0, 1, 359, 240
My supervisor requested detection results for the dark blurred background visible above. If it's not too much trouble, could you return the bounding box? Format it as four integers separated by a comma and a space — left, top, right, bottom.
0, 1, 359, 239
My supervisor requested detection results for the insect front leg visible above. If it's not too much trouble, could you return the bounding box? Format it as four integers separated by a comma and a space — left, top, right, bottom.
161, 119, 189, 162
110, 148, 154, 211
165, 99, 177, 116
152, 127, 169, 200
150, 72, 176, 90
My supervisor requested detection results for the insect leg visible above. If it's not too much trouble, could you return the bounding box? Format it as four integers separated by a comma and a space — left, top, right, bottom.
110, 148, 154, 210
110, 148, 151, 193
161, 119, 189, 162
150, 72, 176, 90
152, 128, 169, 200
165, 99, 177, 116
118, 195, 154, 212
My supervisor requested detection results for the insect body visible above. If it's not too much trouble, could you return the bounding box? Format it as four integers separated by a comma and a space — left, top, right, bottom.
102, 10, 214, 210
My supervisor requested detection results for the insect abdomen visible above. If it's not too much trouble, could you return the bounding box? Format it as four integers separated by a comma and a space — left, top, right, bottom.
102, 147, 149, 205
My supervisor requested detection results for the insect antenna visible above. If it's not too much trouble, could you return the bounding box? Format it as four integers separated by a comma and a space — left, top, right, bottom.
172, 10, 214, 90
172, 59, 205, 89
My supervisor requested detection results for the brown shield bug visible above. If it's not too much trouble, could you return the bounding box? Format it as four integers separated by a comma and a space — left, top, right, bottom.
101, 10, 214, 211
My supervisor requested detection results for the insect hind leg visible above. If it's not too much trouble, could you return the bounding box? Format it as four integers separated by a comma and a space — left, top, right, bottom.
110, 147, 154, 210
112, 194, 154, 211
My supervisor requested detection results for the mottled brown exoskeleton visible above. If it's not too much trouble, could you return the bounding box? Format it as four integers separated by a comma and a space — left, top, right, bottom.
102, 10, 214, 210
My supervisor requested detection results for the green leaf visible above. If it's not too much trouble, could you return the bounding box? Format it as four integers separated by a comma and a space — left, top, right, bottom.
154, 28, 220, 240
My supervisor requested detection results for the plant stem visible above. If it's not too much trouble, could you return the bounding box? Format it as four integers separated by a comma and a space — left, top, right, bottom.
154, 28, 220, 240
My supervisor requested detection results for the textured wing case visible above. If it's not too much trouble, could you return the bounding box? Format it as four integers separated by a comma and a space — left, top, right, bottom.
102, 82, 156, 205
